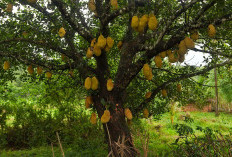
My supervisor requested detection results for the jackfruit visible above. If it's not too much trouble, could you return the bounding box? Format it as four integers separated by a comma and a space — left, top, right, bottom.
6, 3, 13, 12
93, 44, 102, 56
58, 27, 66, 38
107, 79, 114, 91
27, 0, 37, 3
117, 41, 123, 49
3, 61, 10, 70
124, 108, 132, 120
159, 51, 166, 58
145, 92, 152, 99
90, 113, 97, 124
140, 15, 149, 27
208, 24, 216, 38
86, 47, 93, 59
143, 64, 150, 77
110, 0, 118, 10
148, 14, 158, 31
97, 35, 106, 49
190, 30, 199, 41
131, 16, 139, 29
37, 66, 43, 75
168, 51, 179, 63
45, 71, 52, 79
105, 46, 111, 52
137, 19, 145, 33
101, 110, 111, 123
146, 68, 153, 81
178, 40, 187, 55
178, 54, 185, 63
143, 109, 149, 118
177, 83, 182, 92
166, 50, 172, 55
154, 55, 162, 68
91, 38, 96, 47
84, 77, 92, 90
27, 65, 34, 75
106, 37, 114, 48
161, 89, 167, 97
85, 96, 93, 109
88, 0, 96, 12
184, 37, 195, 49
91, 76, 99, 90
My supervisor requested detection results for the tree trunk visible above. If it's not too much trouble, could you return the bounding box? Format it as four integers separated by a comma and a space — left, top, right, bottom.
93, 95, 138, 157
214, 67, 219, 117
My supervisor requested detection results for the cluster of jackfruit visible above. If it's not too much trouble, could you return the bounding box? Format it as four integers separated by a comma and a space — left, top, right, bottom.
101, 110, 111, 123
124, 108, 132, 120
107, 79, 114, 91
143, 64, 153, 80
3, 61, 10, 70
208, 24, 216, 38
85, 96, 93, 109
86, 35, 114, 58
84, 76, 99, 90
59, 27, 66, 38
131, 13, 158, 33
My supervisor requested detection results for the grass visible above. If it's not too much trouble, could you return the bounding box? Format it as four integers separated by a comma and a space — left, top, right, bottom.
1, 111, 232, 157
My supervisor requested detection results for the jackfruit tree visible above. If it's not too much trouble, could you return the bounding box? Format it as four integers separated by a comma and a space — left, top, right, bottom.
1, 0, 232, 156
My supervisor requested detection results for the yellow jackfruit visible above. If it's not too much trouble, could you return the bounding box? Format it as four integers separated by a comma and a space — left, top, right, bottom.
168, 51, 179, 63
131, 16, 139, 29
179, 54, 185, 63
178, 40, 187, 55
148, 15, 158, 31
86, 47, 93, 59
84, 77, 92, 90
104, 46, 110, 52
45, 71, 52, 79
91, 76, 99, 90
143, 64, 150, 77
27, 65, 34, 75
85, 96, 93, 109
208, 24, 216, 38
124, 108, 132, 120
97, 35, 106, 49
3, 61, 10, 70
101, 110, 111, 123
110, 0, 118, 10
90, 113, 97, 124
88, 0, 96, 12
37, 66, 43, 75
184, 37, 195, 49
161, 89, 167, 97
159, 51, 166, 58
154, 56, 162, 68
93, 44, 102, 56
145, 92, 152, 99
137, 19, 145, 33
143, 109, 149, 118
91, 38, 96, 47
117, 41, 123, 49
177, 83, 182, 92
145, 68, 153, 81
166, 50, 172, 55
140, 15, 149, 27
107, 79, 114, 91
6, 3, 13, 13
58, 27, 66, 38
106, 37, 114, 48
190, 30, 199, 41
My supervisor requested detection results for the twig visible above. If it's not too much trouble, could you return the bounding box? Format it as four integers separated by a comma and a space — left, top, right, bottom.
51, 142, 55, 157
56, 131, 65, 157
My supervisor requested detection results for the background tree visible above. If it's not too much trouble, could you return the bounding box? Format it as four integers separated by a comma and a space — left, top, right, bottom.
0, 0, 232, 156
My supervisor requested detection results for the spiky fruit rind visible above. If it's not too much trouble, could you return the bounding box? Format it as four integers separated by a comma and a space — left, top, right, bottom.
85, 96, 93, 109
145, 92, 152, 99
58, 27, 66, 38
148, 15, 158, 31
131, 16, 139, 29
190, 30, 199, 41
93, 44, 101, 56
88, 0, 96, 12
91, 76, 99, 90
208, 24, 216, 38
184, 37, 195, 49
97, 35, 106, 49
84, 77, 92, 90
178, 40, 187, 55
143, 64, 150, 76
91, 38, 96, 47
161, 89, 167, 97
27, 65, 34, 75
117, 41, 123, 49
124, 108, 133, 120
37, 66, 43, 75
110, 0, 118, 10
45, 71, 52, 79
101, 110, 110, 123
143, 109, 149, 118
106, 37, 114, 48
159, 51, 166, 58
86, 47, 93, 59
